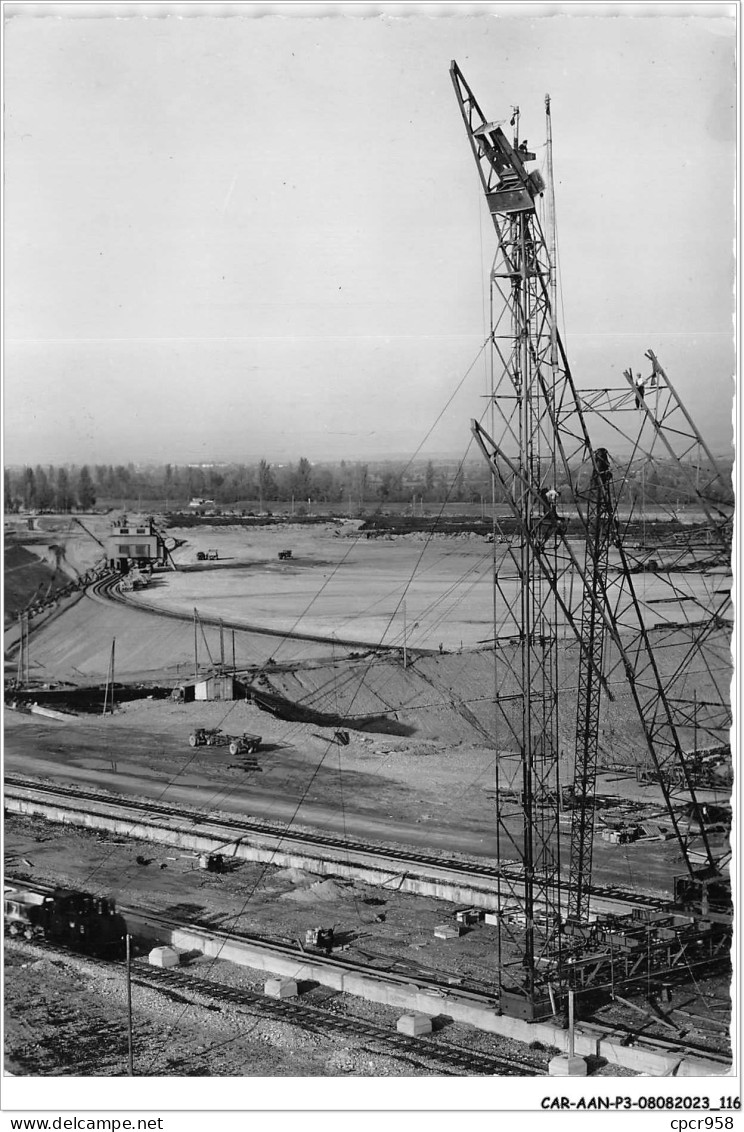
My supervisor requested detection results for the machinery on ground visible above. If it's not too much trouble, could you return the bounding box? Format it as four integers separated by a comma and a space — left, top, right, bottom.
304, 927, 334, 951
119, 567, 150, 592
4, 887, 126, 958
188, 727, 262, 755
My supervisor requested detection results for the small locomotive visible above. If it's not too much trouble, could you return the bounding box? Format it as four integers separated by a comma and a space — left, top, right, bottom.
4, 886, 127, 959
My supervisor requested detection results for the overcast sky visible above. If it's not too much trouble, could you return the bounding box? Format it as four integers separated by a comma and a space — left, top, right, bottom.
4, 3, 736, 467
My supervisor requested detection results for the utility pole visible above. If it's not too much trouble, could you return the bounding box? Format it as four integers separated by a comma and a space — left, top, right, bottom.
402, 600, 407, 669
126, 933, 134, 1076
103, 638, 116, 715
193, 608, 199, 684
16, 614, 23, 686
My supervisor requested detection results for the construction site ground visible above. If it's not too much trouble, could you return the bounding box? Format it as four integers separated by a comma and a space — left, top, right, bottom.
5, 699, 720, 894
5, 810, 730, 1076
7, 934, 541, 1078
3, 514, 733, 1076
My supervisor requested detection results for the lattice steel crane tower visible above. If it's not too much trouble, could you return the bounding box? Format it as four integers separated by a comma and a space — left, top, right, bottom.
450, 61, 576, 1018
450, 62, 730, 1019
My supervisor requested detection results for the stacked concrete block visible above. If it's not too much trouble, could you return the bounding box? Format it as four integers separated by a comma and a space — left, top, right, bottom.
433, 923, 462, 940
148, 946, 180, 968
548, 1054, 588, 1076
397, 1013, 433, 1037
264, 977, 298, 999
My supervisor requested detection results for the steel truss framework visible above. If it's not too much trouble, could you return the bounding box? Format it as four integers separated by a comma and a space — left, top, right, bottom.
450, 62, 732, 1017
578, 350, 733, 787
568, 452, 615, 924
564, 912, 731, 995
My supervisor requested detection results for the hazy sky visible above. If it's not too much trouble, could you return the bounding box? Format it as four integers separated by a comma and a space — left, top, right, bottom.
4, 3, 736, 466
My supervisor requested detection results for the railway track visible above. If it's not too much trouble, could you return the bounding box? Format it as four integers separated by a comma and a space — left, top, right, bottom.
6, 934, 542, 1075
7, 914, 730, 1073
130, 963, 543, 1076
4, 873, 501, 1003
89, 574, 410, 654
5, 774, 673, 917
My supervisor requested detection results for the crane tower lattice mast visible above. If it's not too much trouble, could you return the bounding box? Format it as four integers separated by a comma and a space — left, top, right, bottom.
450, 60, 729, 1018
451, 61, 573, 1015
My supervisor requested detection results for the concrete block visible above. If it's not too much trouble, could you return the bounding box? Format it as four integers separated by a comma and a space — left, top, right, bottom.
264, 978, 298, 1000
397, 1013, 433, 1037
599, 1039, 674, 1074
148, 946, 180, 968
434, 923, 462, 940
548, 1054, 588, 1076
674, 1057, 723, 1078
455, 907, 482, 925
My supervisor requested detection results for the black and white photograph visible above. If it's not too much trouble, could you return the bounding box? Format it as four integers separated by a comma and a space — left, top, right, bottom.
2, 0, 738, 1120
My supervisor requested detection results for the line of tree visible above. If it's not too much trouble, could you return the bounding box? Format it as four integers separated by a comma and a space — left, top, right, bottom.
4, 464, 97, 513
4, 453, 733, 513
3, 458, 495, 511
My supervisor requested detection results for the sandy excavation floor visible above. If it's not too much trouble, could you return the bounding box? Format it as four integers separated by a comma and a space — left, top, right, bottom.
4, 512, 732, 899
5, 514, 732, 874
8, 513, 732, 658
5, 696, 712, 898
6, 517, 731, 763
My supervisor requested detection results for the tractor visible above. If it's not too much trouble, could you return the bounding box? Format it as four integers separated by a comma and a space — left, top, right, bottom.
188, 728, 261, 755
227, 733, 262, 756
188, 727, 226, 748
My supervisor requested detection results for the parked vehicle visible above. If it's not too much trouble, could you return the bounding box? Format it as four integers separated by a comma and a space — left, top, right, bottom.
189, 727, 227, 747
227, 733, 262, 756
4, 887, 126, 958
188, 728, 261, 755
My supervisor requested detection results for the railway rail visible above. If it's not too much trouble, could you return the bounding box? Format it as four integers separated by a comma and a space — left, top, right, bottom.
5, 774, 674, 918
130, 963, 543, 1076
4, 873, 501, 1004
6, 934, 543, 1076
89, 573, 416, 654
6, 899, 730, 1072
